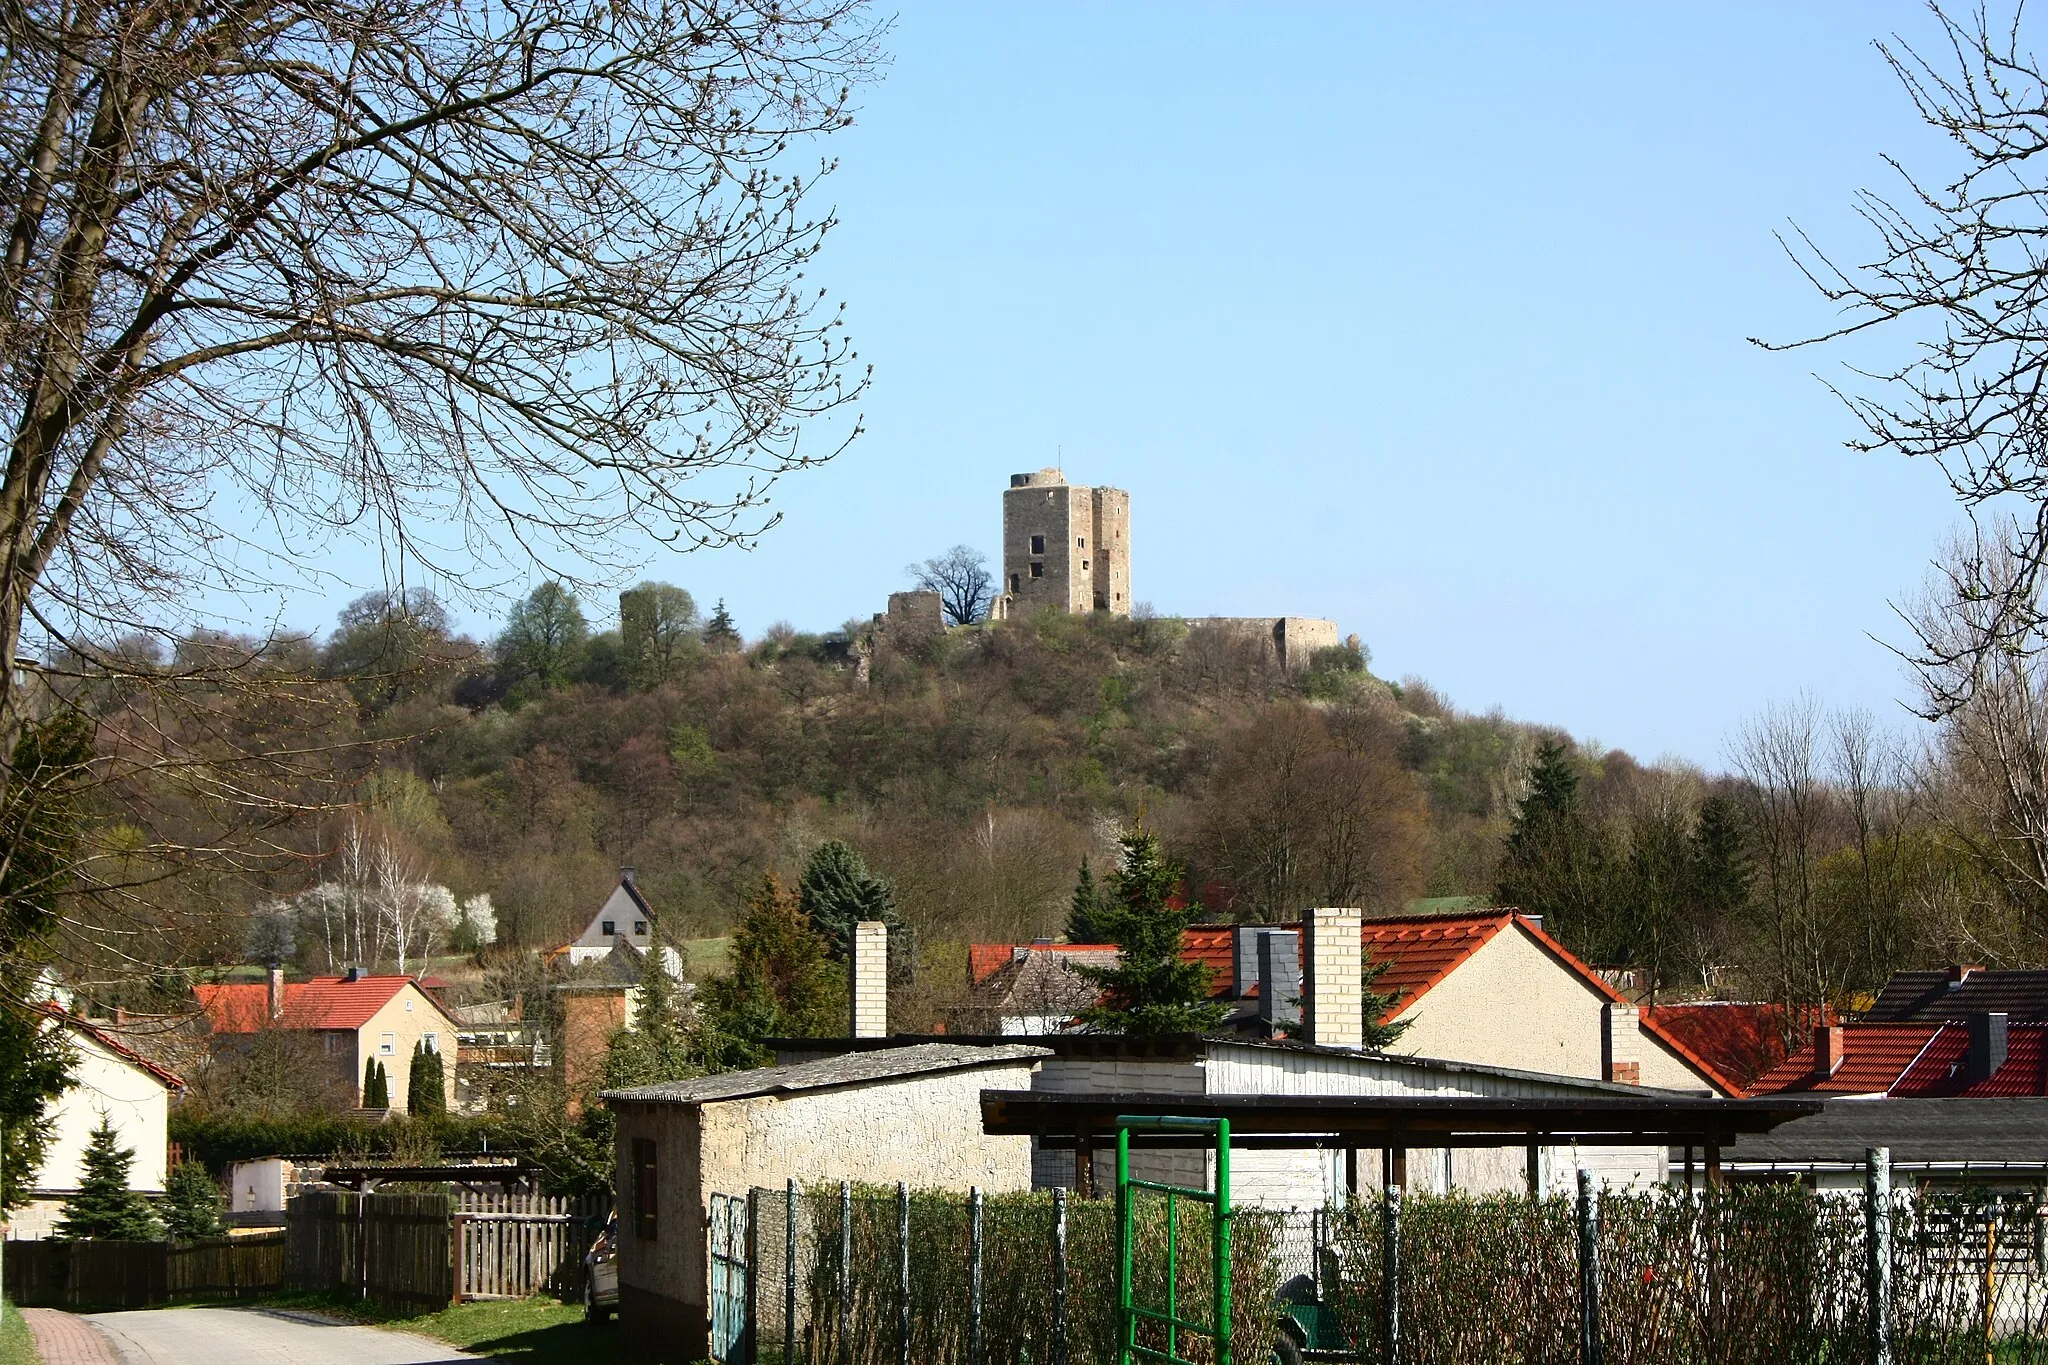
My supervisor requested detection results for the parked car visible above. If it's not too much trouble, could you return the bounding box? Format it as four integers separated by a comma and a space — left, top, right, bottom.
584, 1213, 619, 1323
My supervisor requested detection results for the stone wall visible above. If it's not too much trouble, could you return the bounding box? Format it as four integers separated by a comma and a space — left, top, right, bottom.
1182, 616, 1340, 670
993, 469, 1131, 620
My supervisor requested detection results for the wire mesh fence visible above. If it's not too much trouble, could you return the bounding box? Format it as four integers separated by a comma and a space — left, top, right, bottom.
732, 1167, 2048, 1364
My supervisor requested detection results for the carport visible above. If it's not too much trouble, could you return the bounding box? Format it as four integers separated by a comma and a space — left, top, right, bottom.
980, 1090, 1822, 1194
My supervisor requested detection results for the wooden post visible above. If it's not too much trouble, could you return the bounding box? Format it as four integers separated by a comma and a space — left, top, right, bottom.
785, 1180, 798, 1365
1344, 1148, 1359, 1199
1526, 1145, 1541, 1198
1390, 1147, 1408, 1190
449, 1212, 467, 1305
895, 1182, 909, 1365
1704, 1140, 1721, 1189
1683, 1146, 1695, 1191
1074, 1128, 1092, 1199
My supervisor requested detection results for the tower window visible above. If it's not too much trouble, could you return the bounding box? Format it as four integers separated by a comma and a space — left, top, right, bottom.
1030, 563, 1044, 579
1078, 537, 1086, 549
1030, 534, 1045, 555
1010, 573, 1020, 593
1082, 560, 1090, 570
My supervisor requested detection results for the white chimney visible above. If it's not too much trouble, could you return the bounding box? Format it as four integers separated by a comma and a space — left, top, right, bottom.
1602, 1002, 1641, 1084
268, 965, 285, 1021
851, 921, 888, 1039
1303, 907, 1363, 1050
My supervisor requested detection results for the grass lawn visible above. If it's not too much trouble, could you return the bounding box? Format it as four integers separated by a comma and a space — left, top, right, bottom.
248, 1291, 707, 1365
681, 937, 730, 983
0, 1303, 40, 1365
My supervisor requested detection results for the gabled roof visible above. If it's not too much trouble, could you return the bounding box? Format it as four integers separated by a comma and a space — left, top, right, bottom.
195, 975, 451, 1034
1751, 1023, 1945, 1095
1866, 967, 2048, 1023
1642, 1002, 1822, 1095
42, 1007, 185, 1092
1889, 1022, 2048, 1098
602, 1041, 1048, 1106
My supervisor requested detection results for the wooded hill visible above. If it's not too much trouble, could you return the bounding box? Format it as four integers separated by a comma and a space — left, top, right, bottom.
70, 581, 2031, 1027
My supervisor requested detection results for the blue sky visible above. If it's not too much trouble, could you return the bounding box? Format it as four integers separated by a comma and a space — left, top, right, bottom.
275, 3, 1977, 767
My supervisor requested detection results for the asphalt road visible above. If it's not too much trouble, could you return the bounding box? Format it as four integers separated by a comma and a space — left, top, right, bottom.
83, 1307, 473, 1365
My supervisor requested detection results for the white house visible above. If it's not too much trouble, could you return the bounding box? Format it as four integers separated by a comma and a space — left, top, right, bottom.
7, 1011, 185, 1240
556, 870, 663, 967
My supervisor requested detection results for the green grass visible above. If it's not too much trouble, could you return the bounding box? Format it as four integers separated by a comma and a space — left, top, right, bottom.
681, 937, 730, 983
0, 1301, 40, 1365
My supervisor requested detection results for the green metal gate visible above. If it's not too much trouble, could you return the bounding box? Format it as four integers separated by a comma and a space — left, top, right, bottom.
1115, 1114, 1232, 1365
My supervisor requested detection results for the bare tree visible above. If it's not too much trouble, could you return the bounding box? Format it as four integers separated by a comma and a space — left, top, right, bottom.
907, 546, 994, 626
0, 0, 880, 1022
1731, 699, 1837, 1008
1767, 4, 2048, 704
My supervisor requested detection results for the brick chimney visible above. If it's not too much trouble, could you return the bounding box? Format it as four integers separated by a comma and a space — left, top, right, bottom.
1966, 1012, 2009, 1084
1256, 929, 1302, 1029
268, 965, 285, 1021
1813, 1024, 1845, 1077
851, 921, 888, 1039
1303, 907, 1363, 1050
1602, 1002, 1641, 1085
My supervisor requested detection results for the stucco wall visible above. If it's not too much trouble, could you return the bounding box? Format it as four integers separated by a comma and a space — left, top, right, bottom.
358, 985, 458, 1112
611, 1059, 1040, 1356
31, 1029, 170, 1195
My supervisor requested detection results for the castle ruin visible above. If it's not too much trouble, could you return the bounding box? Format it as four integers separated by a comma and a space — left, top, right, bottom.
989, 469, 1131, 620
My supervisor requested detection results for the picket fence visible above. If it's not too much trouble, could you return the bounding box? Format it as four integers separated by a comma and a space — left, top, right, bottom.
454, 1191, 606, 1300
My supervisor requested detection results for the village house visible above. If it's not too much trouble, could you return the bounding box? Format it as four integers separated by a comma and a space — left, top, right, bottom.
963, 909, 1742, 1095
194, 968, 457, 1113
6, 1010, 185, 1240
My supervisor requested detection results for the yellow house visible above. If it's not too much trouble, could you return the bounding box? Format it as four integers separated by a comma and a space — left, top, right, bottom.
195, 969, 458, 1111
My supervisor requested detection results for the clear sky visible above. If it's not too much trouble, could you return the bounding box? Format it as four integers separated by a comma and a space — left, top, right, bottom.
272, 3, 1980, 768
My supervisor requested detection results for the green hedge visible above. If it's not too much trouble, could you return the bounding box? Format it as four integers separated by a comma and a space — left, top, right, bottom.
169, 1111, 510, 1173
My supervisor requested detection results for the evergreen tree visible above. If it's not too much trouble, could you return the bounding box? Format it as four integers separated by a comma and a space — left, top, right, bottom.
406, 1040, 447, 1115
798, 841, 911, 974
53, 1118, 161, 1241
1495, 739, 1607, 957
1077, 831, 1230, 1036
363, 1057, 389, 1108
601, 918, 698, 1090
1689, 794, 1751, 916
160, 1160, 224, 1241
1065, 860, 1107, 943
697, 873, 845, 1070
703, 598, 741, 654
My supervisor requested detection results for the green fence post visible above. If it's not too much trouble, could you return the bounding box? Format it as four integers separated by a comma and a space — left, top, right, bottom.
1216, 1117, 1232, 1365
1118, 1129, 1134, 1365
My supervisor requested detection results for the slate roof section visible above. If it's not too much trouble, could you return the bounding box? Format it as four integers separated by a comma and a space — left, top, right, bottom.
1752, 1023, 1944, 1095
1727, 1097, 2048, 1164
601, 1042, 1049, 1106
1865, 968, 2048, 1023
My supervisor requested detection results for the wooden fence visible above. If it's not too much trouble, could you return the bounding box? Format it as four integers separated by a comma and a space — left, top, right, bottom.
453, 1191, 606, 1301
3, 1232, 286, 1309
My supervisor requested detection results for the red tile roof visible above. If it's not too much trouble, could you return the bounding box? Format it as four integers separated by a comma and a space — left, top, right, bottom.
1752, 1023, 1944, 1095
41, 1006, 185, 1092
1642, 1002, 1826, 1095
1183, 926, 1235, 996
1358, 913, 1512, 1015
1887, 1023, 2048, 1098
195, 975, 442, 1034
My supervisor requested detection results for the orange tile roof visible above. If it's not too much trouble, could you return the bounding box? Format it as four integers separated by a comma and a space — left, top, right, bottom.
1182, 925, 1235, 996
1358, 912, 1513, 1016
968, 944, 1014, 987
1752, 1023, 1944, 1095
1642, 1002, 1825, 1095
195, 975, 440, 1034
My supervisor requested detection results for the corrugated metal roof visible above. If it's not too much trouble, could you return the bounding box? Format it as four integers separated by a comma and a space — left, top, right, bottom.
601, 1042, 1049, 1105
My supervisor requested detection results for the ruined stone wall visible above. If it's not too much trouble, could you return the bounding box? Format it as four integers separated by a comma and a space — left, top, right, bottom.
1182, 616, 1340, 670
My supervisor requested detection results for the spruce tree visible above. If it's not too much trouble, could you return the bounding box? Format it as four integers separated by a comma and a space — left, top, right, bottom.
703, 599, 741, 654
1065, 860, 1107, 943
53, 1117, 161, 1241
1496, 739, 1606, 955
698, 873, 844, 1070
1077, 831, 1229, 1036
161, 1160, 225, 1241
602, 918, 698, 1090
406, 1040, 446, 1115
798, 841, 910, 974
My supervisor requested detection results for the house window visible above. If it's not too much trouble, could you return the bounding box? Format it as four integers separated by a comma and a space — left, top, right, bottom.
379, 1031, 396, 1056
601, 920, 616, 936
1030, 563, 1044, 579
634, 920, 647, 936
423, 1032, 438, 1053
633, 1138, 658, 1239
1030, 534, 1045, 554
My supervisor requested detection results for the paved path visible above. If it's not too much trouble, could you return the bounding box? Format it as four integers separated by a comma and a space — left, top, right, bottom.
70, 1307, 472, 1365
19, 1309, 121, 1365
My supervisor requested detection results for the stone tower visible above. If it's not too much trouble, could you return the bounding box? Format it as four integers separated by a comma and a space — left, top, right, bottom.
991, 469, 1131, 619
